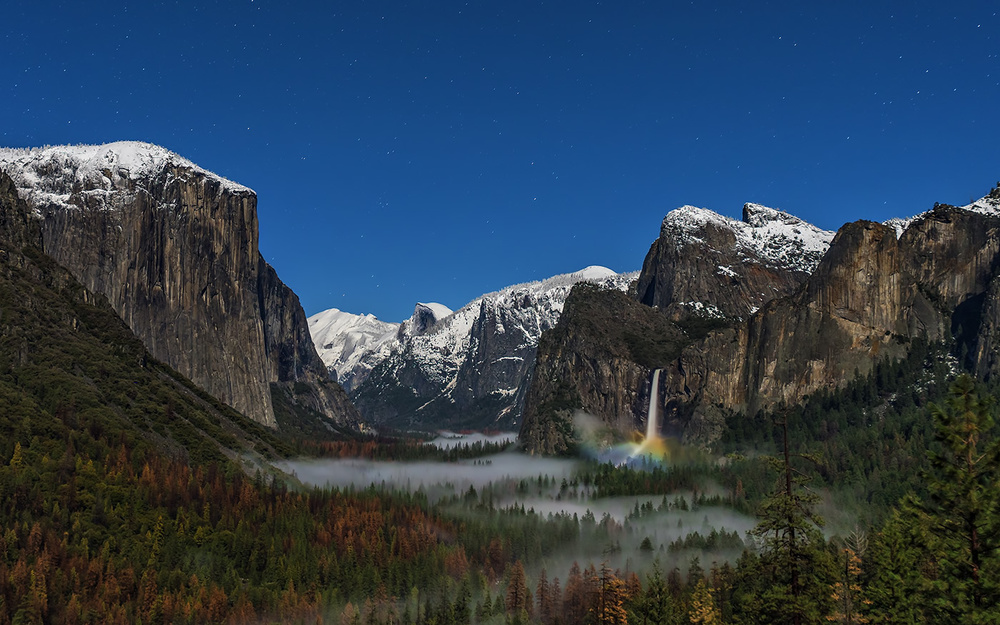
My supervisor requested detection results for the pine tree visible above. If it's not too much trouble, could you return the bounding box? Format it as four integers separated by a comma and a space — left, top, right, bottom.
865, 511, 924, 624
594, 563, 628, 625
749, 412, 833, 624
537, 568, 553, 625
827, 533, 870, 625
9, 442, 23, 471
632, 560, 674, 625
904, 374, 1000, 621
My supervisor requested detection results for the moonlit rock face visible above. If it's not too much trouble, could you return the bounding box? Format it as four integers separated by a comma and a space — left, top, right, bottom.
311, 266, 637, 427
0, 140, 368, 429
883, 185, 1000, 239
307, 308, 399, 387
0, 142, 252, 213
417, 302, 454, 322
661, 203, 835, 275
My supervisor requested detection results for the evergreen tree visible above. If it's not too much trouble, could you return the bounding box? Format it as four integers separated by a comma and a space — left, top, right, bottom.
632, 560, 675, 625
864, 511, 925, 624
904, 374, 1000, 621
749, 413, 833, 624
595, 563, 628, 625
506, 561, 529, 617
828, 536, 870, 624
537, 568, 553, 625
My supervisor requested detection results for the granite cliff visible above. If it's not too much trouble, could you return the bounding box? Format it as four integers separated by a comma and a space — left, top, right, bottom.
0, 142, 358, 429
522, 189, 1000, 453
636, 203, 833, 320
521, 203, 832, 452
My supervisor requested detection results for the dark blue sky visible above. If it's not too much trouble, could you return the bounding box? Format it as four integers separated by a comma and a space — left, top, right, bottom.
4, 2, 999, 321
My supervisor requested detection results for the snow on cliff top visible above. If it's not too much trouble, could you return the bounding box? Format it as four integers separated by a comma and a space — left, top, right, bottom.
661, 203, 835, 273
307, 308, 399, 381
884, 185, 1000, 238
0, 141, 252, 196
416, 302, 454, 321
309, 266, 636, 391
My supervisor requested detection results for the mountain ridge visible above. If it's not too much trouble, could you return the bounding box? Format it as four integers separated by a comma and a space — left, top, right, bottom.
522, 190, 1000, 454
311, 265, 636, 430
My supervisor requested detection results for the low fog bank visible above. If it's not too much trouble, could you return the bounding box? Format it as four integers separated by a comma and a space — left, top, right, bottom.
426, 431, 518, 449
276, 451, 579, 494
276, 444, 762, 581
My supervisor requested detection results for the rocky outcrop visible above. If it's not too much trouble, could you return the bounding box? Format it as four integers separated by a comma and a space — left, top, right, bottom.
636, 203, 833, 320
519, 284, 688, 454
522, 204, 831, 453
0, 168, 290, 466
523, 189, 1000, 453
330, 267, 635, 431
257, 257, 359, 426
0, 170, 41, 257
661, 205, 1000, 443
0, 142, 358, 429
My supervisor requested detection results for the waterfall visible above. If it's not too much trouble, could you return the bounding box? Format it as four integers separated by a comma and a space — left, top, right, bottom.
645, 368, 662, 440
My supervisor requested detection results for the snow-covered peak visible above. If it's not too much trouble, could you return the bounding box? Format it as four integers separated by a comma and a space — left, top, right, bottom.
661, 205, 737, 239
0, 141, 252, 211
307, 308, 399, 388
311, 267, 637, 398
883, 185, 1000, 239
963, 186, 1000, 216
400, 302, 455, 340
661, 203, 834, 274
416, 302, 454, 323
742, 202, 806, 228
567, 265, 617, 281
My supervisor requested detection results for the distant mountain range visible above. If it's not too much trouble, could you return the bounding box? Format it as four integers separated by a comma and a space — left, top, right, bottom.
309, 266, 636, 431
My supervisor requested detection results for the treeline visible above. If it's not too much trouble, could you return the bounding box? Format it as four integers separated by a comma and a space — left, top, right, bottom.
720, 337, 956, 520
298, 438, 513, 462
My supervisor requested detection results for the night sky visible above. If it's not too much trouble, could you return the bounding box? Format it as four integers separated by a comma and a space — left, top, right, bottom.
3, 2, 999, 321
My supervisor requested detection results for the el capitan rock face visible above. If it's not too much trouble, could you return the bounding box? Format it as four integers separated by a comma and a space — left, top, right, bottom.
0, 142, 358, 428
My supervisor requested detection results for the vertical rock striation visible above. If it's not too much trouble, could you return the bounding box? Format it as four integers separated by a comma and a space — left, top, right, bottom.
523, 188, 1000, 453
636, 203, 834, 320
0, 142, 358, 428
522, 203, 832, 453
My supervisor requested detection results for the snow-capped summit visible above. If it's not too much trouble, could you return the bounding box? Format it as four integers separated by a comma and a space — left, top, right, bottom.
311, 266, 637, 429
660, 202, 834, 275
884, 184, 1000, 239
0, 141, 251, 214
307, 309, 399, 388
398, 302, 454, 340
568, 265, 617, 281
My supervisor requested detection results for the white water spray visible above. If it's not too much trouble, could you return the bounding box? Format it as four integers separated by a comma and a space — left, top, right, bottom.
645, 368, 661, 440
